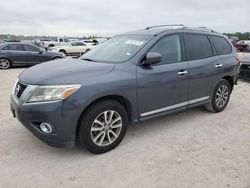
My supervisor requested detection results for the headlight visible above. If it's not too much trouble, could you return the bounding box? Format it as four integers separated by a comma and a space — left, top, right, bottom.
26, 84, 81, 103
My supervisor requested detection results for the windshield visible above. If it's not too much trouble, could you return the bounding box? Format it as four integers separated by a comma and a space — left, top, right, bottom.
80, 36, 152, 63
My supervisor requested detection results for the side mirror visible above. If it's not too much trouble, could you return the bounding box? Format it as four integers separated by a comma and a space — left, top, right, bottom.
143, 52, 162, 66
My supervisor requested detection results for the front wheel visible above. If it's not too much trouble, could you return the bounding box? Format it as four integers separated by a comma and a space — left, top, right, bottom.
205, 79, 231, 112
78, 100, 128, 154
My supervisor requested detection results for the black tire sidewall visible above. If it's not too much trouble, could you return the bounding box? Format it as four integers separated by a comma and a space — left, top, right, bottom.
211, 80, 231, 112
79, 100, 128, 154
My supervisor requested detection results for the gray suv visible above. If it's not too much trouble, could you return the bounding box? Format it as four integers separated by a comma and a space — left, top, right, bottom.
10, 25, 240, 154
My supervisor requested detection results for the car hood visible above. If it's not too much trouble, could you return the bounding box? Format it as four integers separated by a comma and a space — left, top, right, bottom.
19, 58, 115, 85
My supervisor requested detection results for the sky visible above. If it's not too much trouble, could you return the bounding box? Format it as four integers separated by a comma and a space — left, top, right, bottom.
0, 0, 249, 37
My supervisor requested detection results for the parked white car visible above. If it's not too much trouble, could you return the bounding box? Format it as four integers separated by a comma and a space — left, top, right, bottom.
49, 41, 94, 56
81, 39, 96, 46
43, 38, 71, 48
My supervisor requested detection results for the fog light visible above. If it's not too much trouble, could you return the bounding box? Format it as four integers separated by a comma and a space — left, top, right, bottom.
40, 122, 53, 134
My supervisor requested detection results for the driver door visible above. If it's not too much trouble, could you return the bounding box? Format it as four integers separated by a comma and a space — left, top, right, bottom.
137, 34, 189, 118
23, 44, 49, 64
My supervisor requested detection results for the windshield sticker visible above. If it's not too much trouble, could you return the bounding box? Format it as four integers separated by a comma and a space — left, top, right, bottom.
125, 40, 144, 46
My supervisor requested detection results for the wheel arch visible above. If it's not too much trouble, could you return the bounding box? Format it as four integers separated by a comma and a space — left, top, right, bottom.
75, 94, 133, 139
0, 57, 13, 68
0, 56, 12, 64
222, 76, 234, 92
59, 49, 66, 54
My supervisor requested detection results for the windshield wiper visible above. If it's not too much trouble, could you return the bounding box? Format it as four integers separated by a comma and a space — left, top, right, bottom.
81, 58, 96, 62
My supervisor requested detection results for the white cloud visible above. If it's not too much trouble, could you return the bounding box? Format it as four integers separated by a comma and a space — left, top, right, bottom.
0, 0, 249, 36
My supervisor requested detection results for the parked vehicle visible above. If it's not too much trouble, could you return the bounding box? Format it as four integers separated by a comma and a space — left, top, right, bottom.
43, 38, 70, 48
33, 38, 52, 48
239, 55, 250, 77
49, 41, 94, 56
81, 39, 96, 46
0, 43, 64, 69
10, 25, 240, 154
235, 40, 250, 52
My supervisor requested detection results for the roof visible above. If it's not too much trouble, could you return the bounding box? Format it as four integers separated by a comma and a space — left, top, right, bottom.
117, 25, 222, 37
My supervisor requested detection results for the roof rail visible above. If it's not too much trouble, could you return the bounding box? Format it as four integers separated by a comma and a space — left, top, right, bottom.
145, 25, 217, 33
145, 24, 184, 30
181, 26, 216, 33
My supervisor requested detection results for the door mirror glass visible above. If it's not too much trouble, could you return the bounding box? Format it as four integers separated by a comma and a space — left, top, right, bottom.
144, 52, 162, 65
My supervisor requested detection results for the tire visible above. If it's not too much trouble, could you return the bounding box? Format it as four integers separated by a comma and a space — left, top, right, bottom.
78, 100, 128, 154
0, 58, 12, 69
205, 79, 231, 112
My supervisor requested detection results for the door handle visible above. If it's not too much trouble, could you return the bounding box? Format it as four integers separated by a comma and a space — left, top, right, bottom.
215, 64, 223, 68
178, 70, 188, 75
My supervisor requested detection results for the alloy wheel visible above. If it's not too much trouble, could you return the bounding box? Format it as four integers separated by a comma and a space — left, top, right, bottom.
0, 59, 10, 69
90, 110, 122, 147
215, 85, 229, 108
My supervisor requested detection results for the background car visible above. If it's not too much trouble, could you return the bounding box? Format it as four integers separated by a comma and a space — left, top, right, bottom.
81, 39, 96, 46
239, 55, 250, 77
235, 40, 250, 52
49, 41, 94, 56
0, 43, 64, 69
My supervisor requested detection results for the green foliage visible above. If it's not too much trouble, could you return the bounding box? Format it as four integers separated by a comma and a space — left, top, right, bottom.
223, 32, 250, 40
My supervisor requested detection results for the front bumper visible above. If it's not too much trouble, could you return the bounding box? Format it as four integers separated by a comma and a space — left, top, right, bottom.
10, 94, 79, 148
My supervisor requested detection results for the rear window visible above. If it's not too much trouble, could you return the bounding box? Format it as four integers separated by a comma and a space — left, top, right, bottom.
209, 36, 232, 55
2, 44, 24, 51
183, 34, 213, 60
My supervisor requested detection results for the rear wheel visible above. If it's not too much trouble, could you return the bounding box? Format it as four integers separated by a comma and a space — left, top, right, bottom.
78, 100, 128, 154
205, 79, 231, 112
0, 58, 11, 69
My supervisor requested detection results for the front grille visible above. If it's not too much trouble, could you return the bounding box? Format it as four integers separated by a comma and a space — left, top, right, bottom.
15, 82, 27, 98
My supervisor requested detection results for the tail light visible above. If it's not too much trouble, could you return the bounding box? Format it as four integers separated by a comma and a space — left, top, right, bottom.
235, 56, 241, 65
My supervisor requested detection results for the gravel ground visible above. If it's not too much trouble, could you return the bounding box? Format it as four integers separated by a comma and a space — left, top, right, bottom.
0, 68, 250, 188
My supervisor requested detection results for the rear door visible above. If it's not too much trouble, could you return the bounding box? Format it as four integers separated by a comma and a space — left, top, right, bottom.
183, 33, 220, 104
76, 42, 87, 54
2, 44, 27, 64
137, 34, 189, 118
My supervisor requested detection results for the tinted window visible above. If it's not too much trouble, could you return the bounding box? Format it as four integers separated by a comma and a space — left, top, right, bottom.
3, 44, 24, 51
209, 36, 232, 55
149, 34, 182, 64
71, 42, 77, 46
184, 34, 212, 60
77, 42, 85, 46
23, 44, 40, 52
